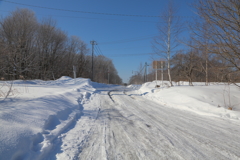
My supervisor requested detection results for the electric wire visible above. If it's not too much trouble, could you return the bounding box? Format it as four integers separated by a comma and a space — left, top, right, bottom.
95, 45, 104, 56
94, 45, 100, 55
0, 9, 159, 23
99, 34, 157, 45
0, 0, 195, 18
105, 53, 151, 57
93, 43, 151, 58
94, 45, 105, 57
0, 0, 161, 17
94, 48, 101, 56
99, 45, 151, 52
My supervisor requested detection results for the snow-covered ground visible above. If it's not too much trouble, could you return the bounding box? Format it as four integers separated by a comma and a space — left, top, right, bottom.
138, 81, 240, 120
0, 77, 98, 160
0, 78, 240, 160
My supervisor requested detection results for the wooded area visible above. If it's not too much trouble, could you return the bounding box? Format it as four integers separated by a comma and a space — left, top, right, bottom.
0, 9, 122, 84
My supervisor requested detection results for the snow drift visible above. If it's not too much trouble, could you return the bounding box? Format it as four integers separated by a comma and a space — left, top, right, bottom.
138, 81, 240, 120
0, 77, 95, 160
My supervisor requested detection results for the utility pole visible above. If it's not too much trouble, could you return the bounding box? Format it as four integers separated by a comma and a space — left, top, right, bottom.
144, 64, 146, 83
161, 61, 163, 86
90, 40, 97, 81
153, 61, 158, 85
144, 62, 149, 83
108, 65, 110, 84
146, 62, 149, 82
155, 63, 158, 84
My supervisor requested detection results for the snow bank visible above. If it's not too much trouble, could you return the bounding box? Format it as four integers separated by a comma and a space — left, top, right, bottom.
138, 81, 240, 121
0, 77, 95, 160
126, 84, 141, 90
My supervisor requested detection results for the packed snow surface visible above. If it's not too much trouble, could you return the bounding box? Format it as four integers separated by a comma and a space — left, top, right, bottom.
0, 78, 240, 160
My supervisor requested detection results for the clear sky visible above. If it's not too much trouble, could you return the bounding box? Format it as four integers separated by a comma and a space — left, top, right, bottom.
0, 0, 197, 83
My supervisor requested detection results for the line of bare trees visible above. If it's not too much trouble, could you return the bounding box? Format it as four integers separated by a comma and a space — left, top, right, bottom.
170, 49, 240, 85
130, 0, 240, 85
0, 9, 122, 84
130, 49, 240, 85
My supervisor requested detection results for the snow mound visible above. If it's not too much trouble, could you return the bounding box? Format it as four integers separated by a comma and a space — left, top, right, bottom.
139, 81, 240, 120
0, 77, 95, 160
127, 84, 141, 90
57, 76, 72, 81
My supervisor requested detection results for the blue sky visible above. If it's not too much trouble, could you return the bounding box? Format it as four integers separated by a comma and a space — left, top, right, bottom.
0, 0, 197, 83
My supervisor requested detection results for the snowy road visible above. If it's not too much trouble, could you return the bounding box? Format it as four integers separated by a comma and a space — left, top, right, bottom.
76, 89, 240, 160
1, 78, 240, 160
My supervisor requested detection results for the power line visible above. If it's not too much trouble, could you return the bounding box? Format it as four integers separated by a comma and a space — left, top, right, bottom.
94, 44, 151, 57
93, 44, 104, 57
105, 53, 151, 57
96, 45, 103, 55
49, 15, 158, 23
0, 0, 160, 17
99, 45, 152, 52
99, 34, 157, 45
94, 45, 100, 56
0, 0, 195, 18
95, 45, 104, 56
94, 48, 99, 56
0, 9, 193, 25
0, 9, 158, 23
94, 48, 103, 56
0, 10, 187, 24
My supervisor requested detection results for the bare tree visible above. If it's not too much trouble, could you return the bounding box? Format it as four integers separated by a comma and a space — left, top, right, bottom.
172, 49, 200, 86
0, 9, 38, 79
189, 20, 213, 85
153, 0, 183, 86
36, 18, 67, 80
196, 0, 240, 85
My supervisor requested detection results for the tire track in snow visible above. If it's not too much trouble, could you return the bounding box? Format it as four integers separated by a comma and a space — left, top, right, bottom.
117, 90, 240, 159
79, 91, 142, 159
77, 89, 240, 160
82, 90, 181, 159
112, 91, 186, 159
